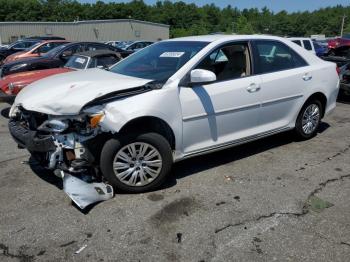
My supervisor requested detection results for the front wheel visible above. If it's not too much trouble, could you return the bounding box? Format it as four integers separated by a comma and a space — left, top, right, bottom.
100, 133, 173, 193
295, 100, 322, 140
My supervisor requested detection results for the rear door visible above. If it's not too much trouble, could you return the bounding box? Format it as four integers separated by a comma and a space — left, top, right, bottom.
251, 40, 311, 131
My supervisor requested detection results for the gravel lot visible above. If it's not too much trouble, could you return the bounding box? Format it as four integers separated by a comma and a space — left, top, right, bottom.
0, 99, 349, 262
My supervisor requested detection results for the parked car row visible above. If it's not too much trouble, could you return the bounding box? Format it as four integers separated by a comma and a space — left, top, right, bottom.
105, 40, 154, 52
339, 62, 350, 96
0, 37, 156, 102
289, 36, 350, 95
289, 37, 328, 57
287, 34, 350, 59
0, 39, 42, 64
0, 50, 121, 102
0, 42, 121, 78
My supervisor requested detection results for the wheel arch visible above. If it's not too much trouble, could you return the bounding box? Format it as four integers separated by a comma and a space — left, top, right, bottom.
304, 92, 327, 118
118, 116, 176, 150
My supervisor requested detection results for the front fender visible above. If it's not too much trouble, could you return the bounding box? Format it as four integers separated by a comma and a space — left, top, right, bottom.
98, 87, 183, 157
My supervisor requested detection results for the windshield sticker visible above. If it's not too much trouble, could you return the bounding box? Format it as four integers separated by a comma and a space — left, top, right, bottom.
75, 57, 86, 64
160, 52, 185, 58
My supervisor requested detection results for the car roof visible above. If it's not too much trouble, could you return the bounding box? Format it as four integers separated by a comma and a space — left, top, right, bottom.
39, 40, 69, 44
132, 40, 153, 43
17, 39, 41, 42
165, 34, 293, 43
288, 37, 312, 41
75, 50, 119, 58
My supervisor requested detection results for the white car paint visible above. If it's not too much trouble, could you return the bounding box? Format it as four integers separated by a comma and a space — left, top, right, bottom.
14, 69, 152, 115
10, 34, 339, 164
288, 37, 316, 55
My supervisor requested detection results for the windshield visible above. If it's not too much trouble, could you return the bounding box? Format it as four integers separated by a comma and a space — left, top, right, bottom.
64, 55, 89, 69
110, 41, 209, 81
8, 40, 39, 49
43, 44, 69, 57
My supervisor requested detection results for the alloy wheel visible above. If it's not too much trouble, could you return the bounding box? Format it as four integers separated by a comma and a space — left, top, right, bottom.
301, 104, 320, 135
113, 142, 163, 187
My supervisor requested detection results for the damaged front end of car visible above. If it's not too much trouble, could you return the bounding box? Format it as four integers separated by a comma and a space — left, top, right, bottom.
8, 104, 114, 209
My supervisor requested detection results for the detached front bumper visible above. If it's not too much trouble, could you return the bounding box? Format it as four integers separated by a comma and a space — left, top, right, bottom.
0, 89, 15, 103
8, 120, 56, 152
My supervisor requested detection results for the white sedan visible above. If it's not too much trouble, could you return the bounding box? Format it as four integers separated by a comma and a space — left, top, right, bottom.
9, 35, 339, 193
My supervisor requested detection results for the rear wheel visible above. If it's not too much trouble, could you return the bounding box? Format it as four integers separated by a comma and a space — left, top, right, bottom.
295, 100, 322, 140
100, 132, 173, 193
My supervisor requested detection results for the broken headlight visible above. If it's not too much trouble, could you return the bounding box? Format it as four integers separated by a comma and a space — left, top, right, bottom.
9, 104, 21, 118
38, 119, 69, 133
89, 113, 105, 128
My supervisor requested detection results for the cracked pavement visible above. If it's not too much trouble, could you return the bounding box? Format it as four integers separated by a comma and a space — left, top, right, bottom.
0, 100, 350, 262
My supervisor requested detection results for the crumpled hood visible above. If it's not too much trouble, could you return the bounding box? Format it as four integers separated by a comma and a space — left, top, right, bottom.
14, 68, 152, 115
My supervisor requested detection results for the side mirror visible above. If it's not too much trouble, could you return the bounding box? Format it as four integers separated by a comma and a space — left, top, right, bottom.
189, 69, 216, 86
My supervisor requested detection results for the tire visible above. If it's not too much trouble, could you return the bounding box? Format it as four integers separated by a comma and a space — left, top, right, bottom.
100, 132, 173, 193
295, 99, 323, 140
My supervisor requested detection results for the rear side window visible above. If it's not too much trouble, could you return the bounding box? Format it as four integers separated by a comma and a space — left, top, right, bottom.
303, 40, 312, 50
86, 44, 109, 51
37, 42, 65, 53
253, 40, 308, 74
292, 40, 302, 46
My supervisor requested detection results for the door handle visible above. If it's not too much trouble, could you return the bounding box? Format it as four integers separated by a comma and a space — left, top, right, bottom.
302, 74, 312, 81
247, 83, 261, 93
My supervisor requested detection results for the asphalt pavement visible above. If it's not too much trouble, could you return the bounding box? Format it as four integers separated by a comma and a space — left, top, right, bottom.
0, 99, 349, 262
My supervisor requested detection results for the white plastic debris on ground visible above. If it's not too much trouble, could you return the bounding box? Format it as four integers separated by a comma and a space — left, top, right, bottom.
61, 171, 114, 209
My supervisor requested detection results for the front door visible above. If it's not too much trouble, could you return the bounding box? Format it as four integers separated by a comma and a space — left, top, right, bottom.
179, 42, 262, 154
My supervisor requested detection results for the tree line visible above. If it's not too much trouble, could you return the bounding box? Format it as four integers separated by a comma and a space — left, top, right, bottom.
0, 0, 349, 38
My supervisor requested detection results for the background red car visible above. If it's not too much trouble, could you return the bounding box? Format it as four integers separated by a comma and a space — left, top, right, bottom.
0, 50, 121, 103
328, 35, 350, 55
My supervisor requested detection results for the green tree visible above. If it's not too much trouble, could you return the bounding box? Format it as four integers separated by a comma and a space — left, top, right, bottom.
0, 0, 349, 38
235, 16, 254, 34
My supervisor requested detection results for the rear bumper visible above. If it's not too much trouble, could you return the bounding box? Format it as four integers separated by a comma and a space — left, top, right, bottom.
8, 120, 56, 152
0, 90, 15, 103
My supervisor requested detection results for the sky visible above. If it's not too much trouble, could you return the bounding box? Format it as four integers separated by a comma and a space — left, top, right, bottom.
80, 0, 349, 13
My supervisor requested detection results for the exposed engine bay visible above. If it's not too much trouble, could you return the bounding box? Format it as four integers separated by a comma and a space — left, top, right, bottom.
9, 106, 113, 209
8, 81, 164, 209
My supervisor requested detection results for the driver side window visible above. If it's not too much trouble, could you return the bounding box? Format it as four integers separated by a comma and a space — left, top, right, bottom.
12, 42, 27, 49
62, 45, 84, 57
196, 43, 251, 82
37, 43, 51, 53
